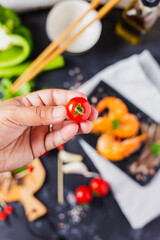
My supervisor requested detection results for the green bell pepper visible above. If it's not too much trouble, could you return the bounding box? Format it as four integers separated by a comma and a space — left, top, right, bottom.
0, 5, 21, 31
0, 55, 65, 78
0, 5, 65, 103
0, 34, 31, 68
0, 5, 32, 68
0, 55, 65, 101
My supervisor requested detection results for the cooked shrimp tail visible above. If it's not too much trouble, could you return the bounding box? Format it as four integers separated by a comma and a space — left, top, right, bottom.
97, 133, 147, 161
96, 97, 128, 118
92, 113, 139, 138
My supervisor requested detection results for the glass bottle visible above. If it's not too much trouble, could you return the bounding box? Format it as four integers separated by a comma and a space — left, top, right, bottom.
116, 0, 160, 45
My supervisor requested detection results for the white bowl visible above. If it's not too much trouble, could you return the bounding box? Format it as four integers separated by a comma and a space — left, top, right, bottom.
46, 0, 102, 54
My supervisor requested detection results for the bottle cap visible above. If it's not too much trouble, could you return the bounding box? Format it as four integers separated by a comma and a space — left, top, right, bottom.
141, 0, 160, 7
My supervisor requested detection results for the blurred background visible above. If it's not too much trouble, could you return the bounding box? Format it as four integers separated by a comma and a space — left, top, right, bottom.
0, 0, 160, 240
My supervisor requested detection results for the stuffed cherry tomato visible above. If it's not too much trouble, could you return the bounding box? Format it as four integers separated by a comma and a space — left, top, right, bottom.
66, 97, 91, 123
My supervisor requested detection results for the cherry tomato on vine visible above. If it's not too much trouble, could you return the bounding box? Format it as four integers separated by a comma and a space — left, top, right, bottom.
89, 178, 109, 197
66, 97, 91, 123
75, 186, 92, 204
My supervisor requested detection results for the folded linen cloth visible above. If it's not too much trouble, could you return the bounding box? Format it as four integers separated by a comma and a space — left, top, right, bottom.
78, 50, 160, 229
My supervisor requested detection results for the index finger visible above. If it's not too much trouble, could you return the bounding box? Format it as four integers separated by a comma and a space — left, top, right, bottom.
19, 89, 87, 107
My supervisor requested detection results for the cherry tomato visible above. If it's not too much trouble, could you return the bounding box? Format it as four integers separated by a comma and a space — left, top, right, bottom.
4, 205, 13, 215
89, 178, 109, 197
0, 211, 7, 221
66, 97, 91, 123
75, 186, 92, 204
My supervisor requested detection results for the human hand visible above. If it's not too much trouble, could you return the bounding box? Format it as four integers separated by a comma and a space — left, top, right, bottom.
0, 89, 98, 172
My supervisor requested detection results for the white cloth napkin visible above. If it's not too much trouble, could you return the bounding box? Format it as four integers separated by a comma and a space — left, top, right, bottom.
78, 50, 160, 229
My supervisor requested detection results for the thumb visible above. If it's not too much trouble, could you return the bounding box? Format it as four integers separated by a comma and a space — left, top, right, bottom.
8, 105, 67, 126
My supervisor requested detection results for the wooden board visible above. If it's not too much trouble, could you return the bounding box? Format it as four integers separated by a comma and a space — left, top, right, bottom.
0, 158, 47, 222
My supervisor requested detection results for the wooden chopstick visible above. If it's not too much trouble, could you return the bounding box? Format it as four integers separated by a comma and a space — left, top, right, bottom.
11, 0, 120, 93
11, 0, 102, 93
12, 0, 102, 87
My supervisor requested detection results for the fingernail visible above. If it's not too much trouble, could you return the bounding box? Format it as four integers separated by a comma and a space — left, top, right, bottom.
88, 121, 92, 132
53, 106, 65, 119
95, 109, 99, 119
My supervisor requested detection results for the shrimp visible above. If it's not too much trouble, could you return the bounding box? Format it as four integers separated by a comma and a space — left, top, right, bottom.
92, 116, 111, 133
96, 133, 147, 161
96, 97, 128, 118
92, 113, 139, 138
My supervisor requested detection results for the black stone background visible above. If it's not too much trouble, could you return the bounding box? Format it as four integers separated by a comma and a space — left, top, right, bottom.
0, 8, 160, 240
81, 81, 156, 186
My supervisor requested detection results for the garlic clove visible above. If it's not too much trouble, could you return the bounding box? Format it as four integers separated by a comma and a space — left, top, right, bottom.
62, 162, 99, 178
59, 150, 83, 163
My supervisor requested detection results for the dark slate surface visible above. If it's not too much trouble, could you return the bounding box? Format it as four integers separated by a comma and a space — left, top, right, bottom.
0, 8, 160, 240
81, 81, 156, 186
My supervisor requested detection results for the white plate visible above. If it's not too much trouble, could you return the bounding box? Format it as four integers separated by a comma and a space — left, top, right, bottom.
46, 0, 102, 54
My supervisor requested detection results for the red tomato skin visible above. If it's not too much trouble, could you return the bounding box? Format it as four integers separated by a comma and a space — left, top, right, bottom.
4, 205, 13, 215
41, 151, 48, 157
67, 97, 91, 123
0, 211, 7, 221
75, 186, 92, 204
28, 166, 34, 172
89, 178, 109, 197
57, 144, 64, 150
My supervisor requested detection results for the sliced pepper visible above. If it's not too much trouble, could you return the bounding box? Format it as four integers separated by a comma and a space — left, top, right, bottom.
14, 25, 33, 49
0, 55, 65, 78
0, 5, 21, 32
0, 34, 31, 68
0, 5, 32, 68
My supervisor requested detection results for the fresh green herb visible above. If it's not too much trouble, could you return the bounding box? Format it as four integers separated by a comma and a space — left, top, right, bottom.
12, 166, 27, 174
0, 78, 35, 102
150, 142, 160, 157
75, 103, 84, 116
112, 119, 120, 129
93, 132, 100, 137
